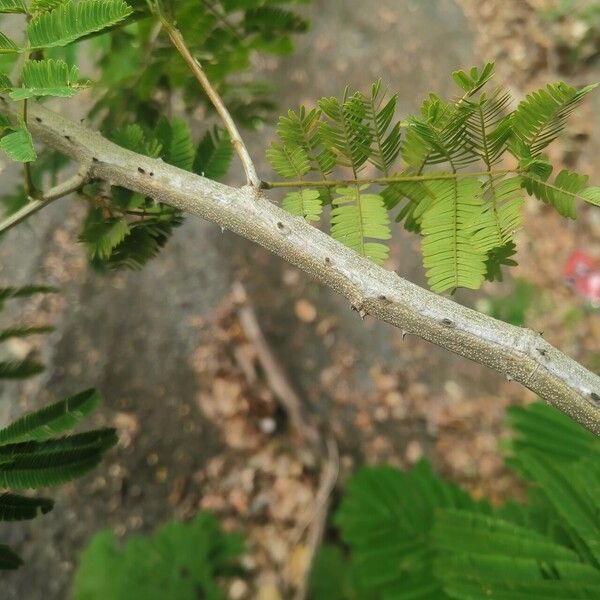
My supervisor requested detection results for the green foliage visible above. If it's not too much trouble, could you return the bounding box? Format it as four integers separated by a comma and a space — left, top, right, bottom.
0, 324, 54, 342
311, 401, 600, 599
89, 0, 309, 130
0, 388, 100, 444
332, 461, 485, 598
0, 32, 18, 54
0, 284, 57, 303
10, 59, 86, 100
0, 394, 116, 569
194, 127, 234, 181
27, 0, 133, 49
331, 185, 391, 263
420, 178, 487, 292
282, 189, 322, 222
0, 493, 54, 521
0, 286, 116, 569
268, 64, 600, 291
72, 512, 244, 599
77, 118, 194, 270
0, 392, 116, 568
510, 82, 597, 155
0, 358, 44, 379
0, 119, 36, 162
0, 0, 26, 14
0, 0, 304, 271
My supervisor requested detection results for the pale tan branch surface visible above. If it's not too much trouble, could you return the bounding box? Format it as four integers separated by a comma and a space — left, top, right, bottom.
4, 98, 600, 435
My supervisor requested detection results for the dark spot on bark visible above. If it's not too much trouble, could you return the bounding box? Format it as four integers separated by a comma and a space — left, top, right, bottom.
324, 257, 331, 265
64, 135, 71, 142
35, 117, 42, 123
149, 172, 154, 177
537, 348, 547, 356
441, 318, 454, 327
138, 167, 146, 174
378, 295, 387, 301
591, 392, 600, 404
92, 157, 99, 163
277, 221, 284, 229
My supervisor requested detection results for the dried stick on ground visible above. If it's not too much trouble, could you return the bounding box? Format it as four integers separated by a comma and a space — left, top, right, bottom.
233, 281, 319, 444
2, 98, 599, 436
231, 282, 338, 598
293, 436, 339, 600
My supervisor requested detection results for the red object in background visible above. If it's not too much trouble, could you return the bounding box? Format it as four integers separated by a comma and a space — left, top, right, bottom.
564, 250, 600, 306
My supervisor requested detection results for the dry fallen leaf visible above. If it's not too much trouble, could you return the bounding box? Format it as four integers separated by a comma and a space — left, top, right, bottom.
294, 299, 317, 323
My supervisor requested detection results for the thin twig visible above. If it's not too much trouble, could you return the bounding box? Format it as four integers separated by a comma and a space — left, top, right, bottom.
0, 170, 89, 235
262, 168, 515, 189
152, 7, 261, 188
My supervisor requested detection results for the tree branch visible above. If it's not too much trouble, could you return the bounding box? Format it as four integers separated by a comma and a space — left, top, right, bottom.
0, 169, 89, 234
4, 97, 599, 436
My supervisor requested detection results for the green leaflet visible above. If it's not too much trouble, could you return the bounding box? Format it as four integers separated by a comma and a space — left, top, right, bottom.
112, 123, 162, 158
0, 121, 36, 162
360, 79, 402, 175
421, 178, 487, 293
243, 6, 309, 36
451, 62, 495, 94
582, 187, 600, 207
0, 285, 57, 301
30, 0, 69, 12
402, 93, 474, 169
0, 389, 100, 444
522, 168, 588, 219
0, 0, 26, 13
9, 59, 86, 100
27, 0, 133, 49
79, 209, 130, 261
318, 92, 372, 172
506, 402, 599, 464
0, 428, 117, 488
0, 289, 115, 568
155, 117, 195, 172
0, 325, 54, 342
266, 142, 310, 178
470, 176, 524, 253
282, 189, 322, 222
331, 185, 391, 264
511, 81, 598, 155
0, 359, 44, 379
0, 32, 18, 54
0, 493, 54, 521
193, 127, 233, 181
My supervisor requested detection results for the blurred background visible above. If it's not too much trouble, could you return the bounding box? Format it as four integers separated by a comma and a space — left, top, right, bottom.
1, 0, 600, 597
